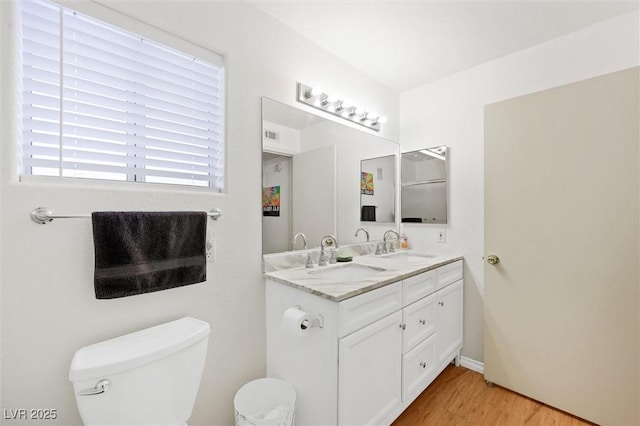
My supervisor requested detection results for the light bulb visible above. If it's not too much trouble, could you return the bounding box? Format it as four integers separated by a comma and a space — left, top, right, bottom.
305, 86, 323, 99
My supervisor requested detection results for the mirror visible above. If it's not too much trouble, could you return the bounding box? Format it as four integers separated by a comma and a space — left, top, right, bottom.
360, 155, 396, 223
262, 97, 399, 254
401, 146, 448, 224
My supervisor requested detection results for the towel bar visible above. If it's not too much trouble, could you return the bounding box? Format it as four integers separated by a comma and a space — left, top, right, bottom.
30, 207, 222, 225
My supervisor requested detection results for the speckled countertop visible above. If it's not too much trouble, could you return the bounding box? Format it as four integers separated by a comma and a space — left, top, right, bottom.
264, 250, 463, 302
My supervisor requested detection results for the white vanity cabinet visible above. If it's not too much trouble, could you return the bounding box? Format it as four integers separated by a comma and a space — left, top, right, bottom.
266, 259, 463, 426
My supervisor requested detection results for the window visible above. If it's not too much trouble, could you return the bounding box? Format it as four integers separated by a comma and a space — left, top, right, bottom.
19, 0, 225, 190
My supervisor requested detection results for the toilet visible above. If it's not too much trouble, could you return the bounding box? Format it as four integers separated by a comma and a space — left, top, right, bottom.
69, 317, 211, 426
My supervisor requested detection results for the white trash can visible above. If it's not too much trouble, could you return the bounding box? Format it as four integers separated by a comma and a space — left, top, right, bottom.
234, 378, 296, 426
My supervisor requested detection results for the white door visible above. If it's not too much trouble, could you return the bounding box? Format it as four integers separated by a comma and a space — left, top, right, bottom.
292, 145, 336, 246
338, 311, 402, 426
484, 68, 639, 425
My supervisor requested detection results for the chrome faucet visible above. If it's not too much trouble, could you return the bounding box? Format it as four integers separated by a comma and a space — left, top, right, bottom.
383, 230, 400, 253
354, 227, 370, 242
318, 235, 338, 266
292, 232, 308, 250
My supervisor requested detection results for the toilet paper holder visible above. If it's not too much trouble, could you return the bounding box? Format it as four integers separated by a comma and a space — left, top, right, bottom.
296, 306, 324, 329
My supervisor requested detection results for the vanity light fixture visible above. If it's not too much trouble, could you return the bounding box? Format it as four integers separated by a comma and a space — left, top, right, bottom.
296, 82, 385, 132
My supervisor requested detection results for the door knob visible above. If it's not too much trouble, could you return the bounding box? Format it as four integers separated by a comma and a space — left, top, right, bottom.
487, 255, 499, 265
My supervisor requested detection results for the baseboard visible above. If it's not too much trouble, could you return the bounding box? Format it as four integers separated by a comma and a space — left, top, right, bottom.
459, 356, 484, 374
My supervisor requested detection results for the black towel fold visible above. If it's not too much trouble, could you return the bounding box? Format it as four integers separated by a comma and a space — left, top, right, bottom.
92, 211, 207, 299
361, 205, 376, 222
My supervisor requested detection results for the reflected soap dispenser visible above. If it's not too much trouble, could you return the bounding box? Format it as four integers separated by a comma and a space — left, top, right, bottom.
400, 234, 409, 250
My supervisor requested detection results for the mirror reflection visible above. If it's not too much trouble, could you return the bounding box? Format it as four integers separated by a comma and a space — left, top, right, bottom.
360, 155, 395, 223
401, 146, 448, 224
262, 97, 399, 254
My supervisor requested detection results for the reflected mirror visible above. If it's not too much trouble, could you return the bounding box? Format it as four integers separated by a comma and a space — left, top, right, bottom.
401, 146, 448, 224
360, 155, 395, 223
262, 97, 399, 254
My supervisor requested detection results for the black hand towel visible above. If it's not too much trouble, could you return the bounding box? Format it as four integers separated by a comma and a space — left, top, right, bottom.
361, 205, 376, 222
92, 211, 207, 299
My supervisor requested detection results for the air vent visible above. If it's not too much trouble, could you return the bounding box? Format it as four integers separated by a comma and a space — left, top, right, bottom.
264, 130, 279, 141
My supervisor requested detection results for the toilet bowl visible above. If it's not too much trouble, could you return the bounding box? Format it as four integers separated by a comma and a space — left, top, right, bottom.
69, 317, 210, 426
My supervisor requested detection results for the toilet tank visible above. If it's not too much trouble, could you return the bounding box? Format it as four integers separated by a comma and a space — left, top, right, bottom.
69, 317, 211, 426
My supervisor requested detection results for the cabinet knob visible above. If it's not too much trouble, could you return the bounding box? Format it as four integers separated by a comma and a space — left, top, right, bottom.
438, 301, 444, 307
420, 362, 427, 368
419, 319, 426, 325
487, 254, 500, 265
399, 323, 406, 330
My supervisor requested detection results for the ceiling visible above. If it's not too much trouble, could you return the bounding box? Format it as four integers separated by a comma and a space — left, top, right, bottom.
249, 0, 639, 93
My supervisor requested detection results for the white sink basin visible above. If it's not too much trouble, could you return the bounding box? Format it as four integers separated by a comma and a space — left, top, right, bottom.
380, 251, 437, 263
310, 263, 386, 283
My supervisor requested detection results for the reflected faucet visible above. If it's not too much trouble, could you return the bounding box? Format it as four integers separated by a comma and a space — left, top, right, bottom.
354, 227, 370, 242
292, 232, 308, 250
319, 235, 338, 266
383, 230, 400, 253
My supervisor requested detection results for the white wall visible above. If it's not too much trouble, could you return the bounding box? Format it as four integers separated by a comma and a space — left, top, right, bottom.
292, 145, 337, 250
400, 11, 639, 363
302, 121, 399, 244
0, 1, 398, 425
361, 155, 395, 223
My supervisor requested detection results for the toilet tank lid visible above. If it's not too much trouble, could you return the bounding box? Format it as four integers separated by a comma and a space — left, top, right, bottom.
69, 317, 210, 382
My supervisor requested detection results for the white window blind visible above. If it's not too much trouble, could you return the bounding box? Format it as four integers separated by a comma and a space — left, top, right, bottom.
20, 0, 225, 190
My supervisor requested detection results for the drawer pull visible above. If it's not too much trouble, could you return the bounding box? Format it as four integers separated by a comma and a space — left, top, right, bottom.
419, 319, 426, 325
420, 362, 427, 369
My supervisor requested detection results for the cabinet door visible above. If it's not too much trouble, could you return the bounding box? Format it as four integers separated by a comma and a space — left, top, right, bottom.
339, 311, 402, 426
435, 280, 463, 365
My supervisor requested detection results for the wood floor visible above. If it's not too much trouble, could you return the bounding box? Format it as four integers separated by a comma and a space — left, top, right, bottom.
392, 366, 594, 426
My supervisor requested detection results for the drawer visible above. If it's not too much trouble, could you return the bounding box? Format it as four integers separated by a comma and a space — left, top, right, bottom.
436, 260, 463, 289
402, 332, 437, 403
338, 282, 402, 337
403, 270, 436, 306
402, 292, 437, 354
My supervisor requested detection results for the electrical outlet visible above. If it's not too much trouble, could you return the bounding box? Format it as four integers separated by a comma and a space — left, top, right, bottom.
437, 228, 446, 243
206, 240, 215, 263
